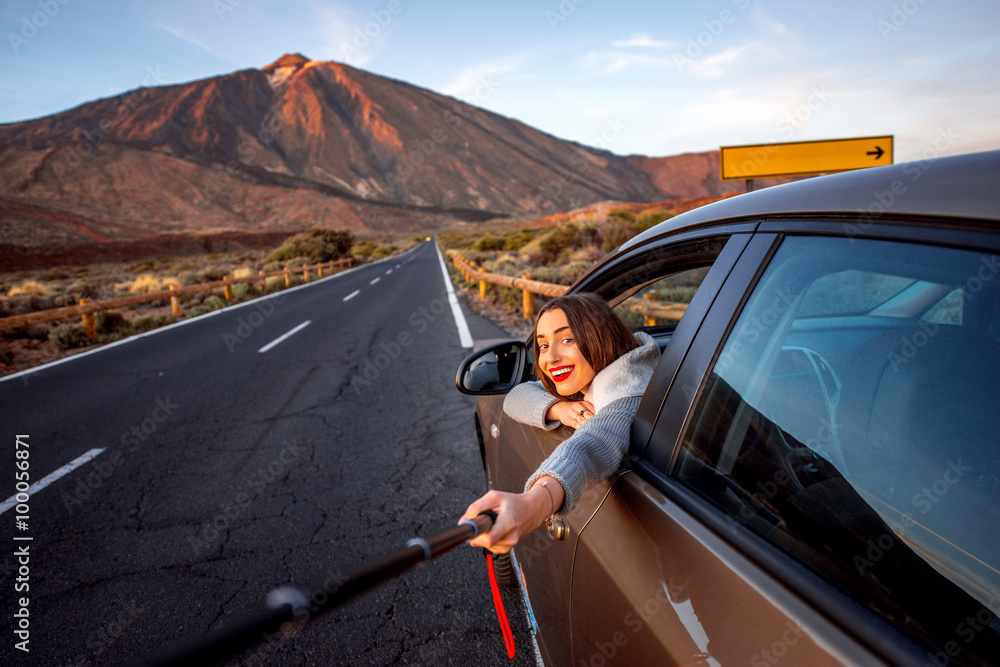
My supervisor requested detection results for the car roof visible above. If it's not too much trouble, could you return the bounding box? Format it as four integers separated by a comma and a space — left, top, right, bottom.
621, 149, 1000, 252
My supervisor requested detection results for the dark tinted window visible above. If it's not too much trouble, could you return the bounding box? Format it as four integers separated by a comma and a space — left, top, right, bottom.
676, 236, 1000, 663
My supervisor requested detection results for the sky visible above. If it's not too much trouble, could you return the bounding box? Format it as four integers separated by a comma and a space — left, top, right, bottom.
1, 0, 998, 163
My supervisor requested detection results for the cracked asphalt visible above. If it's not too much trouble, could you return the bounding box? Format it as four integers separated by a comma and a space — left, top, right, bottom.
0, 241, 538, 666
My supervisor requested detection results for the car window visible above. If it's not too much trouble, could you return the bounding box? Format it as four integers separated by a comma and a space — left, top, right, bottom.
674, 235, 1000, 663
613, 266, 710, 330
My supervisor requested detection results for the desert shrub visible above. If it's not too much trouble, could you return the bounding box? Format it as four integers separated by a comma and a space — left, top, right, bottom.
503, 230, 537, 251
7, 280, 47, 296
600, 217, 636, 252
131, 314, 175, 332
204, 295, 227, 310
608, 208, 635, 222
351, 241, 379, 261
371, 245, 397, 259
232, 266, 255, 279
123, 274, 178, 294
49, 323, 90, 350
95, 311, 133, 336
3, 324, 50, 341
232, 283, 258, 300
176, 271, 201, 286
634, 209, 672, 233
66, 280, 100, 299
268, 228, 354, 264
202, 266, 228, 282
472, 235, 505, 252
0, 346, 11, 366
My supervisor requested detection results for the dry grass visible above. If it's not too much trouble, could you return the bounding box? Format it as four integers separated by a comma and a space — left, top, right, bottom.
7, 280, 48, 296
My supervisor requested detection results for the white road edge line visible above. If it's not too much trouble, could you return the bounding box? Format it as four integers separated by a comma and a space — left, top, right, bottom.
343, 290, 360, 301
0, 448, 106, 515
257, 320, 311, 354
434, 242, 473, 348
370, 277, 380, 285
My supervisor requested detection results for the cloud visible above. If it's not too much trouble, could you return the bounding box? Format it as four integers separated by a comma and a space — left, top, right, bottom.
440, 51, 536, 104
155, 23, 240, 65
611, 33, 674, 49
579, 50, 674, 75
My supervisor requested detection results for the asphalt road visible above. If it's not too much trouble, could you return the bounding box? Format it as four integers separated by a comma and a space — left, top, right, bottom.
0, 240, 537, 666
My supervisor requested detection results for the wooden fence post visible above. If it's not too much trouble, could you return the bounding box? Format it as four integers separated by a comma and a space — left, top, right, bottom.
479, 269, 487, 300
169, 285, 183, 317
284, 268, 291, 287
259, 270, 266, 291
317, 263, 324, 278
522, 273, 534, 320
643, 292, 659, 327
223, 276, 233, 302
303, 266, 309, 282
79, 299, 96, 340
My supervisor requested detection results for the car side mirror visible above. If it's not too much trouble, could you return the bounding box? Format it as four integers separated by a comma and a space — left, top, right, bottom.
455, 340, 529, 395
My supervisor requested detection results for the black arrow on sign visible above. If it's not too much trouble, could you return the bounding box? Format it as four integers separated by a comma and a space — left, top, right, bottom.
867, 146, 885, 160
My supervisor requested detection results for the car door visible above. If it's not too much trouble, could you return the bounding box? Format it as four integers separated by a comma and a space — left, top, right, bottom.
495, 227, 755, 667
573, 222, 1000, 665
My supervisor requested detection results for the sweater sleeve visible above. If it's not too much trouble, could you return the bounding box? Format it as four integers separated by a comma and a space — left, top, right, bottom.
525, 395, 640, 518
503, 381, 561, 430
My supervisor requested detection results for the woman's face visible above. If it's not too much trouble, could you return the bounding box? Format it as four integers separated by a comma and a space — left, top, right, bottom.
536, 308, 597, 397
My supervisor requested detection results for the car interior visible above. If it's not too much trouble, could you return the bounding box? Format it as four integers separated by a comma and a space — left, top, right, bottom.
674, 235, 1000, 660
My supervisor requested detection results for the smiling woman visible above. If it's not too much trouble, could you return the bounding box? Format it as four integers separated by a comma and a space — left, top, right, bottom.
461, 293, 660, 553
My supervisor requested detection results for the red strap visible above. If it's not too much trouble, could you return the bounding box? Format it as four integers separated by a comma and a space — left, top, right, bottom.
486, 553, 516, 659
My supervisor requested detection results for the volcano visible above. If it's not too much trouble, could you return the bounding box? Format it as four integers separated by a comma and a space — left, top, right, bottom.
0, 54, 751, 268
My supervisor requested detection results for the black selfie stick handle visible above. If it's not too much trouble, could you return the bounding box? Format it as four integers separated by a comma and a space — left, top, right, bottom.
143, 511, 497, 666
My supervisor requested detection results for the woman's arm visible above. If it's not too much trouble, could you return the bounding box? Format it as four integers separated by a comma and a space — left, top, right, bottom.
503, 381, 595, 430
503, 381, 560, 429
525, 395, 641, 518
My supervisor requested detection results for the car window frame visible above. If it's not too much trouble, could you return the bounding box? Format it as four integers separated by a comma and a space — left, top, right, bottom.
572, 223, 758, 457
634, 217, 1000, 665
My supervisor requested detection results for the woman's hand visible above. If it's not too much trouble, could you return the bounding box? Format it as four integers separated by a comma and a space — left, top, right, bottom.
461, 477, 566, 554
546, 400, 596, 429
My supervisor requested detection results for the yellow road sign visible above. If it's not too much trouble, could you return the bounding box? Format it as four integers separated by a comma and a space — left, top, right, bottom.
720, 135, 893, 180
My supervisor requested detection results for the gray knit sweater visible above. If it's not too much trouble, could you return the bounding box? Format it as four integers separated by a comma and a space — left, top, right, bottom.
502, 332, 659, 518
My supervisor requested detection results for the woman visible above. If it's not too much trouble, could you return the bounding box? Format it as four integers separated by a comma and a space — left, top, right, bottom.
461, 292, 660, 554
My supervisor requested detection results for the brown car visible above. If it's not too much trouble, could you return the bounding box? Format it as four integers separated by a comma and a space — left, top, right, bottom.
457, 150, 1000, 666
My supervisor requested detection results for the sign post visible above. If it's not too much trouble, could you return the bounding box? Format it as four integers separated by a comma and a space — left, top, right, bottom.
720, 135, 893, 190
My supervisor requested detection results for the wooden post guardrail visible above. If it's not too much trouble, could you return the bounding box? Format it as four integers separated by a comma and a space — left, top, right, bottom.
223, 276, 233, 303
80, 299, 96, 340
447, 251, 688, 323
169, 285, 183, 317
0, 258, 354, 333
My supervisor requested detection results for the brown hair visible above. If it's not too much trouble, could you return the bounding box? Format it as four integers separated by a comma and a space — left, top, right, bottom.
533, 292, 638, 399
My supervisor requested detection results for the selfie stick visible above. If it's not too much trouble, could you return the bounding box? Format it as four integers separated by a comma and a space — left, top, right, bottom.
143, 511, 497, 666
